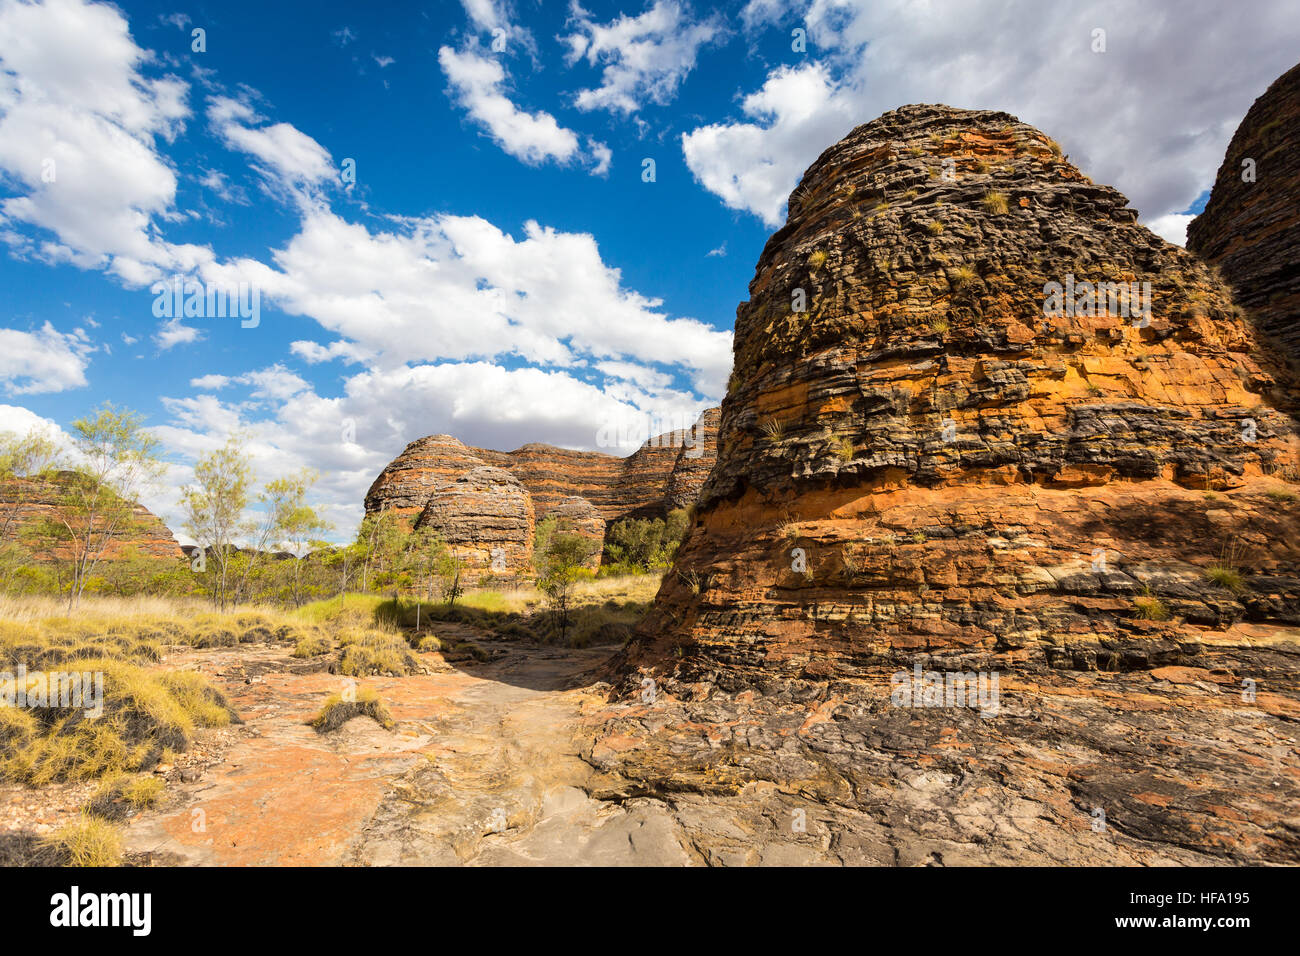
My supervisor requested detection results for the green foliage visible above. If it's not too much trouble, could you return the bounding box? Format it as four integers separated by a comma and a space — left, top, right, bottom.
533, 519, 601, 643
603, 508, 689, 572
30, 404, 165, 610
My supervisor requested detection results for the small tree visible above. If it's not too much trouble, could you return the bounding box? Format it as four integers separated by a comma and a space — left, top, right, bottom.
257, 470, 329, 607
0, 428, 61, 591
37, 405, 165, 609
181, 434, 253, 609
326, 541, 365, 606
534, 521, 598, 643
357, 509, 404, 594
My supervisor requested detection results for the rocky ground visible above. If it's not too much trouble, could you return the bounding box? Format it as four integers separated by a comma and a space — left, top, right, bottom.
4, 615, 1292, 866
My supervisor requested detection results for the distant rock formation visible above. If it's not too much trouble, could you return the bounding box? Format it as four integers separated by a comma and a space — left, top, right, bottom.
0, 473, 183, 561
546, 496, 606, 570
365, 408, 719, 576
618, 104, 1300, 685
1188, 61, 1300, 369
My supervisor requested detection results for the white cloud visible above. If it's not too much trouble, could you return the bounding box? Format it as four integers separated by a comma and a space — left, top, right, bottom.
692, 0, 1300, 229
1145, 213, 1193, 247
207, 96, 335, 197
683, 62, 855, 226
0, 322, 93, 394
189, 373, 230, 390
0, 403, 75, 456
0, 0, 204, 284
153, 316, 201, 350
211, 206, 731, 397
564, 0, 722, 114
438, 45, 585, 166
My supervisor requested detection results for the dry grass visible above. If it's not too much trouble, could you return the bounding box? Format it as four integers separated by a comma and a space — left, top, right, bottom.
760, 416, 785, 442
981, 191, 1010, 214
310, 687, 394, 733
336, 628, 420, 676
1133, 595, 1170, 621
43, 814, 124, 866
1206, 538, 1250, 594
951, 265, 978, 286
0, 596, 246, 784
85, 773, 165, 820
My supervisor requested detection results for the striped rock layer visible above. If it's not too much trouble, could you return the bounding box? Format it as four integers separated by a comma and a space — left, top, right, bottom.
365, 409, 719, 573
0, 474, 184, 562
1188, 60, 1300, 370
619, 104, 1300, 686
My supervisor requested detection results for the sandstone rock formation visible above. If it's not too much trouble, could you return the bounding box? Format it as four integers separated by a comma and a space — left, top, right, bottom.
545, 496, 605, 570
362, 435, 490, 527
365, 409, 718, 568
415, 466, 534, 582
619, 104, 1300, 686
0, 474, 183, 561
1188, 61, 1300, 368
661, 407, 720, 511
587, 103, 1300, 867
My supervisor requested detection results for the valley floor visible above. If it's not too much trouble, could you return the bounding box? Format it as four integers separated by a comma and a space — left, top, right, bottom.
16, 619, 1288, 866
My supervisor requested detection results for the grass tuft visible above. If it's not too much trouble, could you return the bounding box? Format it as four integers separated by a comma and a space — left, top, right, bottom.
311, 687, 394, 733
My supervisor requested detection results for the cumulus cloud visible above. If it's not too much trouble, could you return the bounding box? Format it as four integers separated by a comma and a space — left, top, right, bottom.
683, 62, 855, 226
210, 207, 731, 396
0, 401, 71, 440
563, 0, 723, 114
689, 0, 1300, 229
153, 316, 201, 351
0, 322, 93, 394
439, 45, 582, 165
207, 96, 335, 198
0, 0, 207, 284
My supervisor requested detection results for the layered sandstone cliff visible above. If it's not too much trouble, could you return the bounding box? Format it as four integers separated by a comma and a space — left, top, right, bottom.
0, 474, 183, 561
414, 466, 534, 581
1187, 61, 1300, 368
620, 104, 1300, 685
365, 409, 718, 570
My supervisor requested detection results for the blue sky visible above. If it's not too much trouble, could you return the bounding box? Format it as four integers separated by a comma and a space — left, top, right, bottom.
1, 0, 1297, 540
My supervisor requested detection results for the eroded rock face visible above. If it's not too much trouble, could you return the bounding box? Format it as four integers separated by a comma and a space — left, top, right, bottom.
620, 104, 1300, 686
363, 435, 486, 526
1188, 61, 1300, 369
365, 409, 719, 566
546, 496, 605, 570
414, 466, 534, 582
0, 474, 183, 561
662, 407, 720, 511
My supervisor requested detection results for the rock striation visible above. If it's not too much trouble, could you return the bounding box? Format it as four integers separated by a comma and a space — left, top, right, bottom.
0, 474, 183, 561
587, 102, 1300, 868
1188, 61, 1300, 369
414, 466, 534, 582
365, 408, 719, 568
619, 104, 1300, 686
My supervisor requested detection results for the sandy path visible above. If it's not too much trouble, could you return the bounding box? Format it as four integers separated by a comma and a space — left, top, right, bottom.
124, 632, 692, 866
